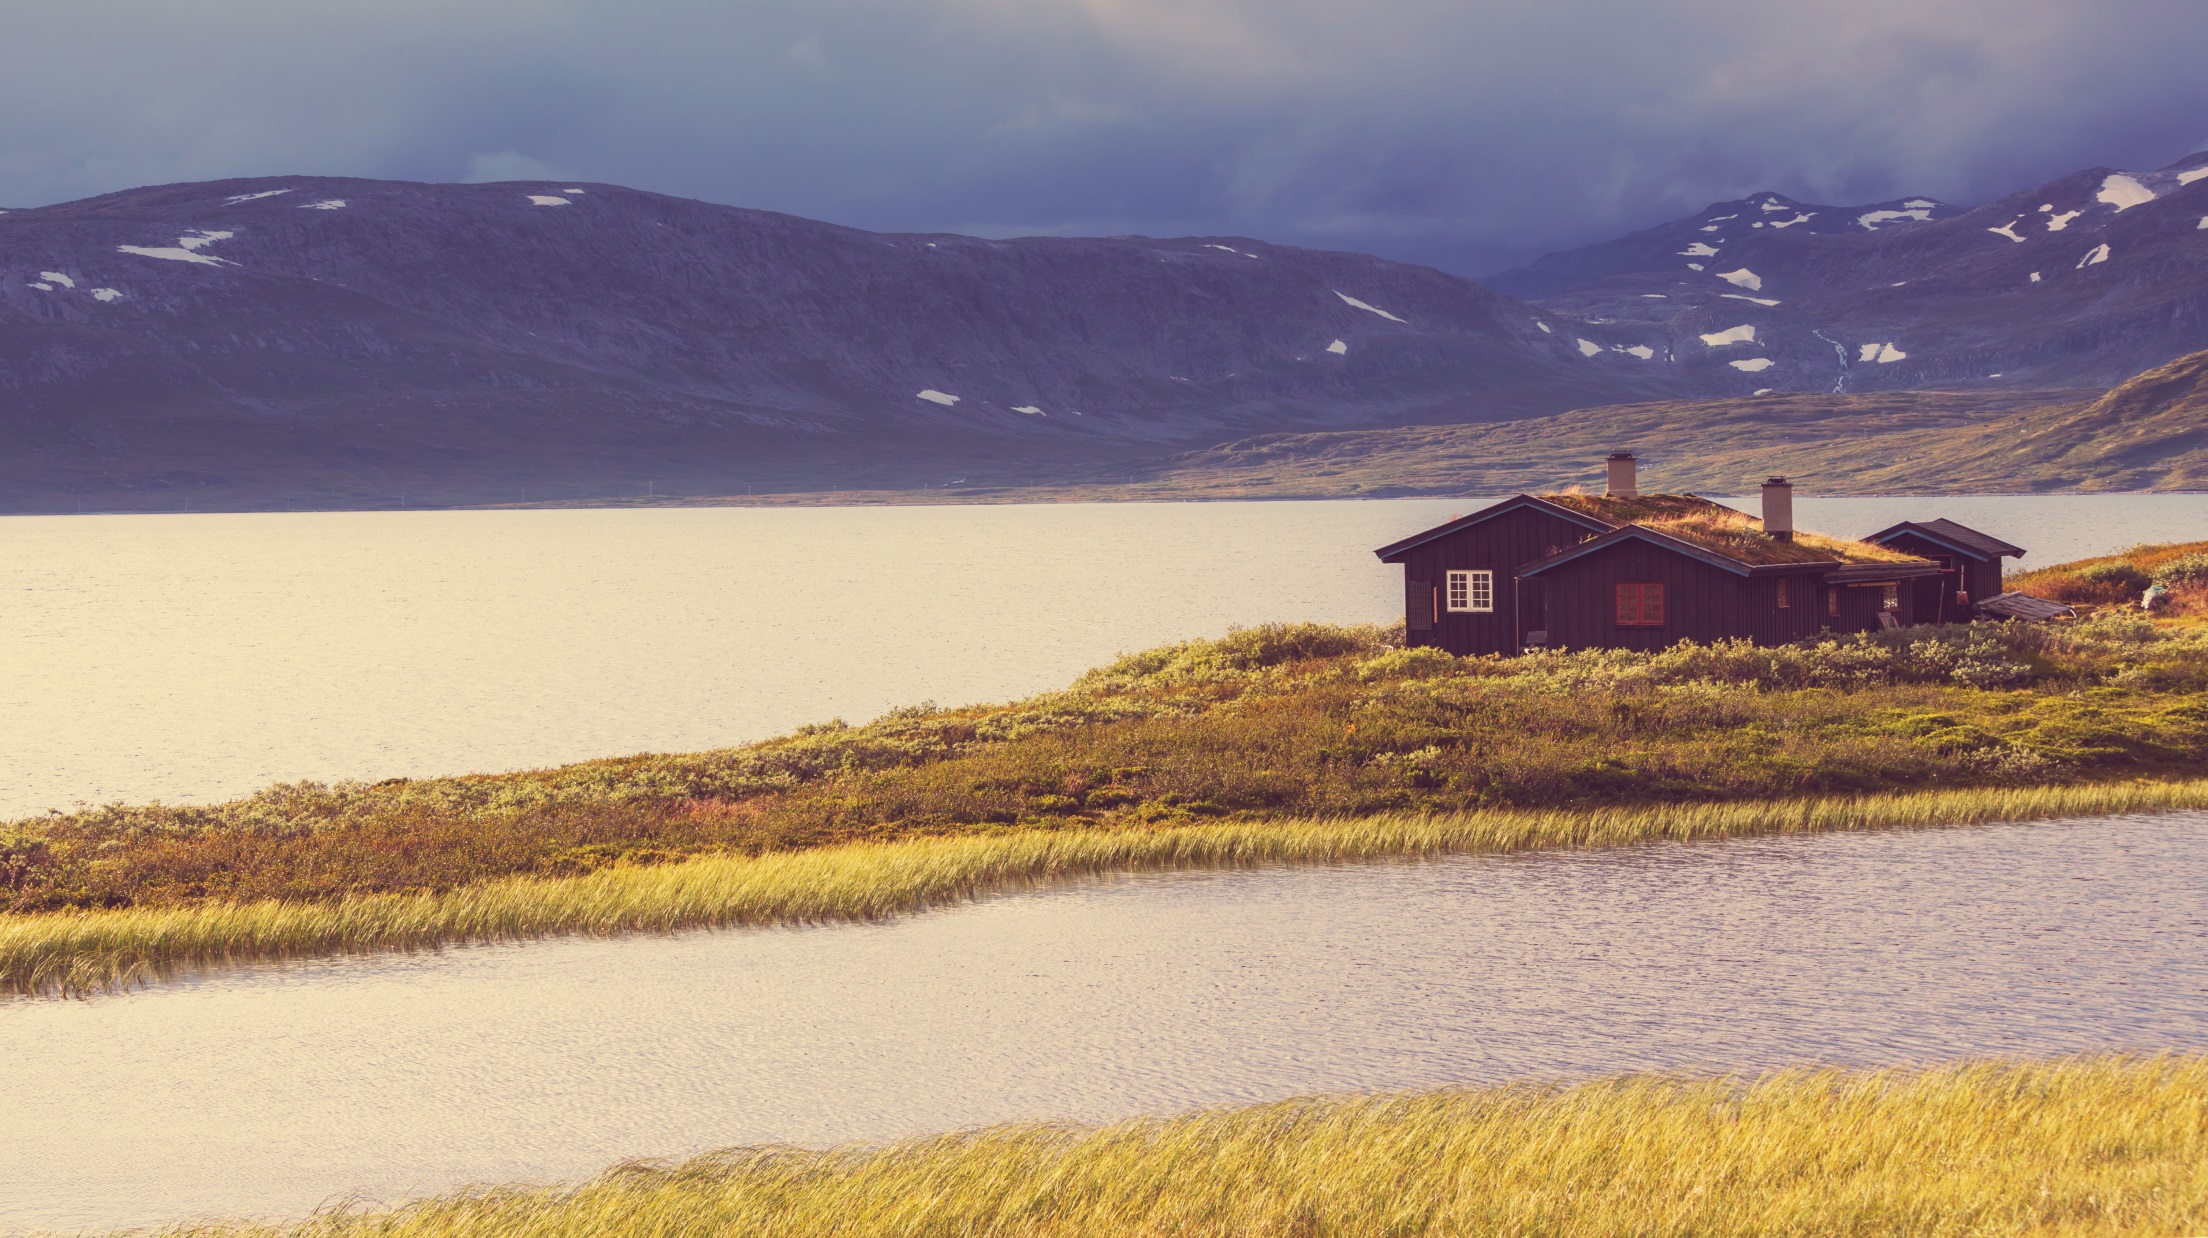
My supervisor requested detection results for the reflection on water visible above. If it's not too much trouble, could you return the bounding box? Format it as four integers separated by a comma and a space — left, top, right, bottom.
3, 813, 2203, 1232
4, 494, 2204, 818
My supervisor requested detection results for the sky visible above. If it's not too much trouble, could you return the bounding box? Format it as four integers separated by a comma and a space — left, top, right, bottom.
4, 0, 2206, 277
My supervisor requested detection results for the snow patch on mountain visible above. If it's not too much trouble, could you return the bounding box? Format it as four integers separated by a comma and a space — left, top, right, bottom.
1720, 293, 1780, 306
1730, 358, 1774, 371
1758, 199, 1789, 212
1576, 338, 1603, 357
1857, 207, 1933, 229
2179, 167, 2208, 186
1987, 220, 2026, 242
118, 230, 234, 265
2045, 208, 2081, 231
38, 271, 74, 288
1011, 405, 1045, 415
225, 189, 290, 204
2096, 174, 2155, 211
915, 390, 959, 406
1326, 339, 1348, 354
1335, 292, 1406, 323
1765, 213, 1815, 228
1535, 321, 1551, 333
2078, 243, 2110, 268
1859, 342, 1907, 363
528, 195, 572, 207
1617, 344, 1656, 360
1700, 324, 1756, 346
1715, 268, 1763, 290
302, 200, 346, 210
1678, 242, 1719, 257
2031, 271, 2043, 282
91, 288, 123, 302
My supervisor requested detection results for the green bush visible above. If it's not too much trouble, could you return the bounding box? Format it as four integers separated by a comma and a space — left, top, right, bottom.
2075, 561, 2152, 598
2152, 552, 2208, 588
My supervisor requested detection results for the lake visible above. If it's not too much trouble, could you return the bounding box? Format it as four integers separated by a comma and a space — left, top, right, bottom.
5, 494, 2204, 819
1, 811, 2202, 1232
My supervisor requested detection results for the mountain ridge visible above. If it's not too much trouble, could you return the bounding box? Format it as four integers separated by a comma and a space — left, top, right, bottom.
5, 152, 2208, 511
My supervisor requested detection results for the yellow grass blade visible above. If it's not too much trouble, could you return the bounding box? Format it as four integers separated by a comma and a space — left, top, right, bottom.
172, 1055, 2208, 1237
8, 778, 2207, 996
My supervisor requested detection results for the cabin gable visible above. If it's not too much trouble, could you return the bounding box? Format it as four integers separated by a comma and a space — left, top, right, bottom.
1390, 503, 1605, 656
1525, 538, 1760, 651
1872, 523, 2013, 613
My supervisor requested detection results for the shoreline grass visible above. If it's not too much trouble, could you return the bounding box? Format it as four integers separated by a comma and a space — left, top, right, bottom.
173, 1054, 2208, 1237
9, 778, 2207, 997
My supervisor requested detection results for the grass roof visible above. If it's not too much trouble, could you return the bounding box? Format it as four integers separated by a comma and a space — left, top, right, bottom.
1543, 492, 1928, 567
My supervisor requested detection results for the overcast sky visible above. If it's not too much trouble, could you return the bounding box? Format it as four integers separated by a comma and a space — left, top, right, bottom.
4, 0, 2205, 275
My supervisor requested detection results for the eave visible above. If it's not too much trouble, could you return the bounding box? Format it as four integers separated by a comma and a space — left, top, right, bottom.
1373, 494, 1614, 563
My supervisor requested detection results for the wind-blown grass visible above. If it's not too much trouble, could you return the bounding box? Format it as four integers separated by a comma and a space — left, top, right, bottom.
10, 778, 2207, 996
173, 1055, 2208, 1237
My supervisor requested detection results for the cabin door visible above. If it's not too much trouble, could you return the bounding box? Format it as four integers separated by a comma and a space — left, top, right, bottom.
1518, 577, 1549, 651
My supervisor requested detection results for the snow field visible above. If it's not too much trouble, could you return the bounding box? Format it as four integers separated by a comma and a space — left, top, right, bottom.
1334, 292, 1406, 323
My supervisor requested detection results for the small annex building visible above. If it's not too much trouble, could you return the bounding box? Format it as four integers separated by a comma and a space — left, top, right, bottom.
1372, 453, 2022, 656
1863, 519, 2025, 613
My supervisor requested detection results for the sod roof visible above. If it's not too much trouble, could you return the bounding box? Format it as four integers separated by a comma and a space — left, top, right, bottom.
1540, 493, 1929, 568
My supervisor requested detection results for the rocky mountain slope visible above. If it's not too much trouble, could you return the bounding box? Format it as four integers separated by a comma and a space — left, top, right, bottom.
1482, 155, 2208, 396
6, 152, 2207, 511
0, 178, 1661, 510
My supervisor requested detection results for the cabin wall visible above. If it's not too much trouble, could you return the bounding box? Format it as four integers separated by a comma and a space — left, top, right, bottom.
1394, 506, 1601, 655
1534, 542, 1754, 651
1875, 532, 2003, 615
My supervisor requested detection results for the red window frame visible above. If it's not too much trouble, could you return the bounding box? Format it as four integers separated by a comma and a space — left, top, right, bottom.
1615, 582, 1665, 627
1776, 578, 1791, 609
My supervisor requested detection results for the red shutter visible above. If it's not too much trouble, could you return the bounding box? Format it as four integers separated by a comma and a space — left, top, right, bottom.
1616, 583, 1664, 626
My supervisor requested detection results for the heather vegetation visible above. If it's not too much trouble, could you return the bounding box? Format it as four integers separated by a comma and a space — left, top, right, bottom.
6, 608, 2208, 923
173, 1055, 2208, 1238
2011, 538, 2208, 613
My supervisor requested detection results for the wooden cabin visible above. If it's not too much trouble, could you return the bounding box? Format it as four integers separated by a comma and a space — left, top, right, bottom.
1373, 454, 1981, 655
1864, 519, 2025, 620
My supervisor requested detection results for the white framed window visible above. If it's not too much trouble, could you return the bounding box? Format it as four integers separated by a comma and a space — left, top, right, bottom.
1446, 569, 1494, 613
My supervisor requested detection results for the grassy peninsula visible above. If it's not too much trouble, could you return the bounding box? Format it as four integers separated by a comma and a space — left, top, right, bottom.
172, 1055, 2208, 1237
6, 549, 2208, 991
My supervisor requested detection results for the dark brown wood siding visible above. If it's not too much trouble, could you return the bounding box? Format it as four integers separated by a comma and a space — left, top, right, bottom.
1875, 531, 2003, 614
1533, 542, 1755, 651
1393, 506, 1602, 655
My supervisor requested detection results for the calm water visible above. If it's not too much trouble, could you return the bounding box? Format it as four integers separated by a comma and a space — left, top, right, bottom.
1, 812, 2202, 1232
4, 494, 2204, 818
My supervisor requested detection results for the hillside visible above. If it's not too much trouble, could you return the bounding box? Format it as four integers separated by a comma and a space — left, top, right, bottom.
0, 177, 1660, 512
6, 154, 2208, 511
1089, 347, 2208, 499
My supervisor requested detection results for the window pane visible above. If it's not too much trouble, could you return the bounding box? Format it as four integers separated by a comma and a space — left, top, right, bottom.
1644, 584, 1663, 623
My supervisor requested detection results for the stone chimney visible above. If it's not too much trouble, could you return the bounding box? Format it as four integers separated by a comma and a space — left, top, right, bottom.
1762, 476, 1794, 542
1605, 452, 1638, 498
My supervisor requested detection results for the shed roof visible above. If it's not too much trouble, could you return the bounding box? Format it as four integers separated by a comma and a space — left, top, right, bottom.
1977, 592, 2076, 620
1865, 519, 2026, 560
1375, 490, 1932, 572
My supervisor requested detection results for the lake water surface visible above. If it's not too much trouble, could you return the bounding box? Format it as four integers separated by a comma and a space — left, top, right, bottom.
5, 494, 2205, 818
1, 812, 2202, 1233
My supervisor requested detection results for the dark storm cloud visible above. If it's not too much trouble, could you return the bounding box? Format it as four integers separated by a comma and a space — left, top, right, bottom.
3, 0, 2204, 275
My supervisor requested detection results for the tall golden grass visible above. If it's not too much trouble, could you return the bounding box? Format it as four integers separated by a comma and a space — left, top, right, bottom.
9, 778, 2207, 997
179, 1055, 2208, 1237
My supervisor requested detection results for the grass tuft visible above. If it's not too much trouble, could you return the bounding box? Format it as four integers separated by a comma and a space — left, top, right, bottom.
169, 1054, 2208, 1237
9, 779, 2206, 996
